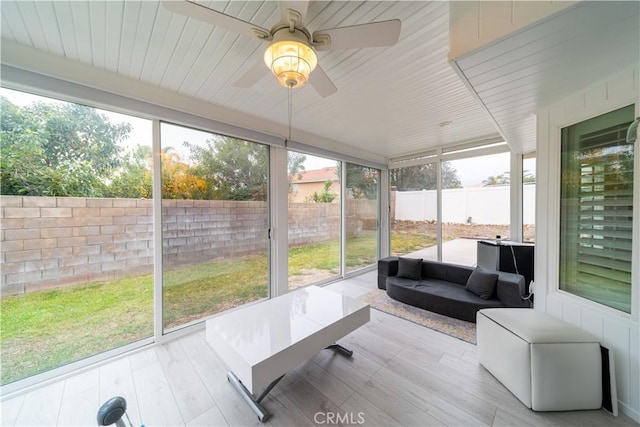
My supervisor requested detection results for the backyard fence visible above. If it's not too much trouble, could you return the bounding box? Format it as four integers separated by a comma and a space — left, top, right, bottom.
393, 184, 535, 225
1, 196, 377, 295
1, 187, 531, 295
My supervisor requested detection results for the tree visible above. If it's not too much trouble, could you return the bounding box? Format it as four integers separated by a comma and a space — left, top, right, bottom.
482, 172, 509, 186
185, 136, 268, 201
1, 97, 131, 196
343, 163, 378, 199
33, 103, 129, 174
287, 151, 306, 199
523, 170, 536, 184
287, 151, 306, 179
390, 162, 461, 191
307, 180, 337, 203
105, 145, 153, 198
161, 148, 209, 200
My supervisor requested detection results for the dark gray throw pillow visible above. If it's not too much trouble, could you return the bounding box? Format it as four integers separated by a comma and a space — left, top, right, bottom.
466, 268, 499, 299
397, 257, 423, 280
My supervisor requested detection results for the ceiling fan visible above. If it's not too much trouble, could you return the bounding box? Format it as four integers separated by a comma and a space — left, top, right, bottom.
163, 1, 402, 97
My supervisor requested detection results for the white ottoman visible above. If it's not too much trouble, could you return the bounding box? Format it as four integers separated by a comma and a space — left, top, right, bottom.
477, 308, 602, 411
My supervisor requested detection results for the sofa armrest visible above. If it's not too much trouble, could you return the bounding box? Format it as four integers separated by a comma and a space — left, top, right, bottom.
496, 272, 531, 308
377, 256, 399, 290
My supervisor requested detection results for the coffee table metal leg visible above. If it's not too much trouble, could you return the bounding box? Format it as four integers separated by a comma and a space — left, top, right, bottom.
326, 343, 353, 357
227, 344, 352, 422
227, 371, 285, 423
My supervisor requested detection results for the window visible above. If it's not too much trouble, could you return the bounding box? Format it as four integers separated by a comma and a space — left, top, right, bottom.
287, 152, 341, 289
0, 88, 153, 385
523, 152, 536, 243
160, 123, 270, 332
441, 152, 511, 265
559, 105, 635, 313
389, 163, 438, 259
345, 163, 380, 273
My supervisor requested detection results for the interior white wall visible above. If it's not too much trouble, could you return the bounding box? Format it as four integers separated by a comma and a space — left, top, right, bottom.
536, 65, 640, 421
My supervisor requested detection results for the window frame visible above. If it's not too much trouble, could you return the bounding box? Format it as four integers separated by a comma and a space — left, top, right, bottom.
558, 105, 635, 314
551, 102, 639, 320
388, 141, 513, 263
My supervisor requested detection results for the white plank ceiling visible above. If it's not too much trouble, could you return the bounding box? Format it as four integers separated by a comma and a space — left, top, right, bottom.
1, 1, 638, 160
453, 1, 640, 154
0, 0, 499, 161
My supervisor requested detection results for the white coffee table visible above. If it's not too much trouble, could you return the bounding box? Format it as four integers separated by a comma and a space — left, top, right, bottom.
206, 285, 370, 422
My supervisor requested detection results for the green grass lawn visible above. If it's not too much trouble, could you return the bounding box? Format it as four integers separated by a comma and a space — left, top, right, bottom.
0, 255, 272, 385
0, 231, 430, 385
0, 274, 154, 385
289, 240, 341, 275
391, 232, 436, 255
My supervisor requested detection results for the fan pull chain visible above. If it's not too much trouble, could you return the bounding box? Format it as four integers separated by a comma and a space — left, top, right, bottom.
287, 85, 293, 142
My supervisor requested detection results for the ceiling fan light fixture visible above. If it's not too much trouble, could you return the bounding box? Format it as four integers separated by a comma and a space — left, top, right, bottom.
264, 29, 317, 88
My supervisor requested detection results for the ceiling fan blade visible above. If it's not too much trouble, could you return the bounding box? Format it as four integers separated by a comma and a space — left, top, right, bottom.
162, 0, 270, 39
234, 58, 269, 88
312, 19, 401, 51
279, 1, 309, 27
309, 65, 337, 98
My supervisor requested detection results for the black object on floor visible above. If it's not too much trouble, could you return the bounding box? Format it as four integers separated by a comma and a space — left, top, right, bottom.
97, 396, 134, 427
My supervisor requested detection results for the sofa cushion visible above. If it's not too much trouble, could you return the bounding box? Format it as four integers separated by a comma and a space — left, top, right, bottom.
397, 257, 423, 280
386, 277, 504, 322
466, 268, 499, 300
421, 260, 473, 285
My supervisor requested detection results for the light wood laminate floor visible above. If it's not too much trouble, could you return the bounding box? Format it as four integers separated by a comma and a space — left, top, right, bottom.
1, 272, 637, 426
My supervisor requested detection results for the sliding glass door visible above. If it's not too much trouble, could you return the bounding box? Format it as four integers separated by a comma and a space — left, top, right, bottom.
345, 163, 380, 273
390, 163, 438, 259
441, 153, 510, 266
160, 123, 269, 332
287, 152, 342, 289
0, 88, 154, 385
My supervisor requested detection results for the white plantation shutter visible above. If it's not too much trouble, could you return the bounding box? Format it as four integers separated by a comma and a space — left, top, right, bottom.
560, 105, 635, 313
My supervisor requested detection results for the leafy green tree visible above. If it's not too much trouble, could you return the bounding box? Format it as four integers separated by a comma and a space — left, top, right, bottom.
33, 103, 129, 174
523, 170, 536, 184
287, 151, 306, 178
105, 145, 153, 198
344, 163, 378, 199
1, 97, 132, 196
287, 151, 307, 199
390, 162, 461, 191
307, 180, 337, 203
185, 136, 268, 201
482, 172, 509, 186
180, 140, 311, 201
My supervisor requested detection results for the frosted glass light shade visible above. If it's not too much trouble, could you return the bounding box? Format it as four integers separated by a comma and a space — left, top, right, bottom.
264, 40, 318, 88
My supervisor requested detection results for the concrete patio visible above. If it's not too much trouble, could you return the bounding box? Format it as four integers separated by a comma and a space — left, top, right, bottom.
406, 238, 480, 266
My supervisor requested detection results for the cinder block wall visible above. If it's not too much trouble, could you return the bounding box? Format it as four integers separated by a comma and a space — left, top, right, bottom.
1, 196, 377, 295
161, 199, 268, 267
288, 202, 341, 247
1, 196, 154, 295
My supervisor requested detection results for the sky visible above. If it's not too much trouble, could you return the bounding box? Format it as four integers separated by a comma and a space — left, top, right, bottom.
448, 153, 511, 187
1, 87, 532, 186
